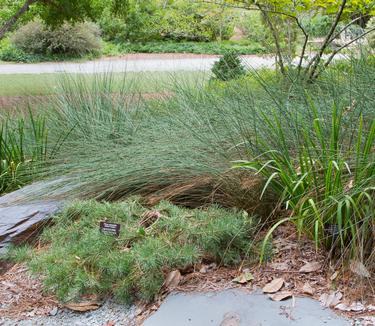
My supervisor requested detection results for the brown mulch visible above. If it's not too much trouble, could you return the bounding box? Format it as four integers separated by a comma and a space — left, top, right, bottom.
0, 260, 14, 276
136, 224, 374, 324
0, 263, 58, 319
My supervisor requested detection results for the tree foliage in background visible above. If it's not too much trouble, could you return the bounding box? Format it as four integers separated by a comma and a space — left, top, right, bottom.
99, 0, 236, 43
367, 16, 375, 47
203, 0, 375, 79
0, 0, 128, 40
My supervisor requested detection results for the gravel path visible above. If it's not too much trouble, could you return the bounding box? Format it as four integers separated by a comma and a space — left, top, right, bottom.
0, 54, 275, 74
0, 52, 348, 75
0, 300, 137, 326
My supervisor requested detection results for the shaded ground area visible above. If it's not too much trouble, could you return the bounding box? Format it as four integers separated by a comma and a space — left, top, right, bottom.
143, 289, 350, 326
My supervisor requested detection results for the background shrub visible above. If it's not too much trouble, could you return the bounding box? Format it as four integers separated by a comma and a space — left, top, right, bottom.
239, 11, 270, 44
303, 14, 332, 37
367, 17, 375, 48
102, 40, 266, 56
11, 21, 102, 56
211, 52, 246, 81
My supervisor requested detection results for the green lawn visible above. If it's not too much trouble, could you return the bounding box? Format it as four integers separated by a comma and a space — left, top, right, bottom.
0, 71, 207, 96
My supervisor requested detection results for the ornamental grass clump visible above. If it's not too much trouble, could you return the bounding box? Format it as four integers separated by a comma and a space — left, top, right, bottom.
234, 57, 375, 273
11, 198, 257, 303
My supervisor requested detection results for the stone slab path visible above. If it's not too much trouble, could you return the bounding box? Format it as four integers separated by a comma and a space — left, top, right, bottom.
143, 289, 350, 326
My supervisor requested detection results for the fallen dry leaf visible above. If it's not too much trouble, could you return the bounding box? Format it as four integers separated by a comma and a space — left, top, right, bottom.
335, 303, 351, 312
348, 302, 365, 312
199, 263, 217, 274
335, 302, 365, 312
64, 301, 101, 312
299, 261, 321, 273
350, 260, 370, 278
262, 278, 284, 294
301, 282, 315, 296
329, 271, 339, 281
269, 262, 289, 271
163, 270, 181, 290
268, 291, 293, 301
232, 271, 254, 284
319, 292, 342, 308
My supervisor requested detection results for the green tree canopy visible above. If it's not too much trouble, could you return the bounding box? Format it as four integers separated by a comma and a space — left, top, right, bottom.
0, 0, 128, 40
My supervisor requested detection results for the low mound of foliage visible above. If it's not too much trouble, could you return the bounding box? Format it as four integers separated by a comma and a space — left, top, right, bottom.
1, 20, 102, 62
211, 51, 246, 81
8, 199, 258, 303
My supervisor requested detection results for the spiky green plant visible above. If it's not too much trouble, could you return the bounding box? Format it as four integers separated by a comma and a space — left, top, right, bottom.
233, 56, 375, 267
0, 109, 51, 193
236, 106, 374, 260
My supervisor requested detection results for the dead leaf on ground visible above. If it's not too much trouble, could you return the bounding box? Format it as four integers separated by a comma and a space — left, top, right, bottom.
64, 301, 101, 312
348, 302, 365, 312
232, 271, 254, 284
263, 278, 284, 294
335, 302, 365, 312
319, 292, 342, 308
299, 261, 321, 273
335, 303, 352, 312
269, 262, 289, 271
329, 271, 339, 281
199, 263, 217, 274
301, 282, 315, 296
268, 291, 293, 301
350, 260, 370, 278
163, 270, 181, 290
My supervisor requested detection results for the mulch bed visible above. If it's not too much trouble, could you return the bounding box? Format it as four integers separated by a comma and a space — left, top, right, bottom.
0, 263, 57, 319
1, 223, 373, 325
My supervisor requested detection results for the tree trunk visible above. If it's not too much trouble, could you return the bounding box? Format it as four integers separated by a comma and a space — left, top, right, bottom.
257, 5, 286, 75
0, 0, 37, 40
306, 0, 347, 80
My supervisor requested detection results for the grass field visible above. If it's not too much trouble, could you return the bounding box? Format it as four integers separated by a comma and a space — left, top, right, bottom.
0, 71, 207, 97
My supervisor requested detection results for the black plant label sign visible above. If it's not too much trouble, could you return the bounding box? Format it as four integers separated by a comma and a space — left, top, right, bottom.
100, 221, 120, 237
